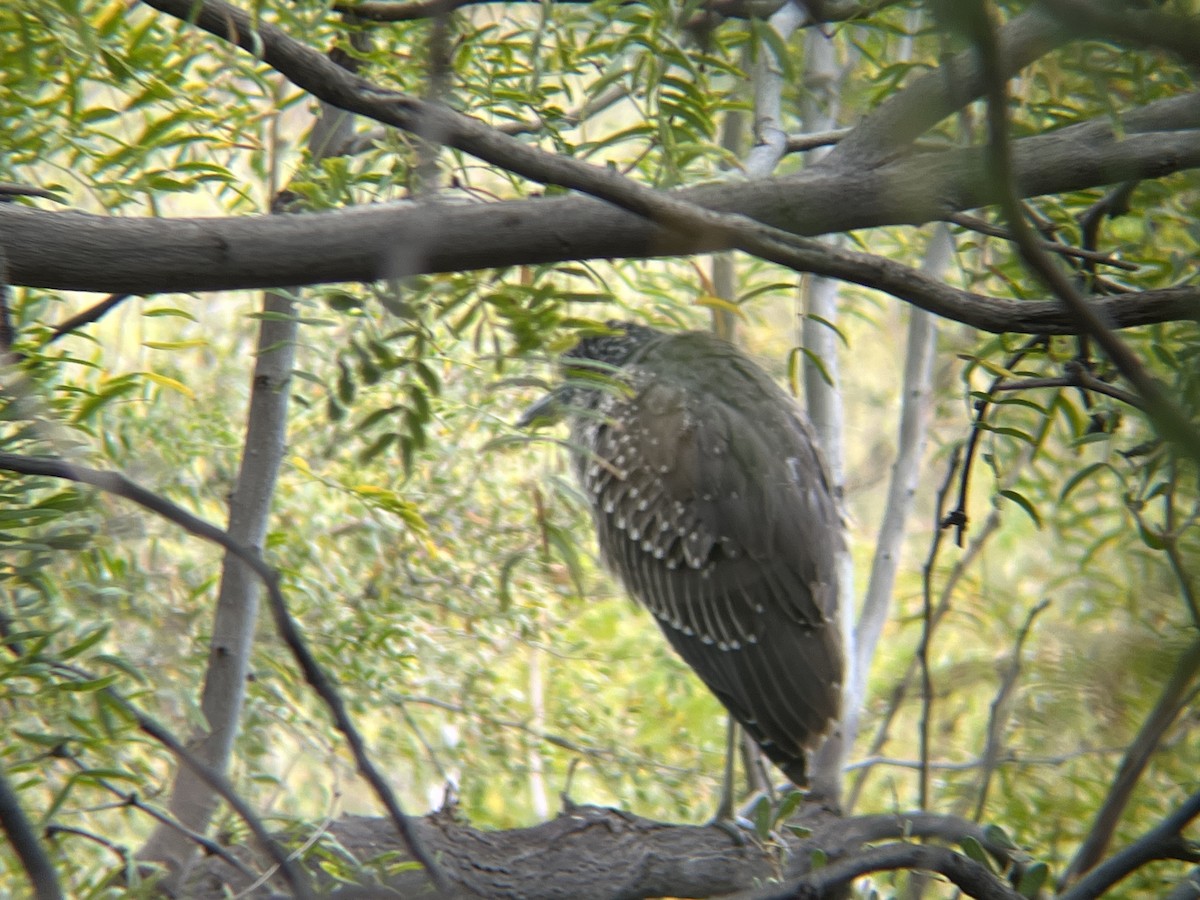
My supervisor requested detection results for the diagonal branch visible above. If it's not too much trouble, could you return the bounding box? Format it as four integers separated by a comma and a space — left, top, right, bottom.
129, 0, 1200, 338
1037, 0, 1200, 69
753, 842, 1024, 900
46, 294, 135, 343
1062, 639, 1200, 888
965, 0, 1200, 461
0, 764, 63, 900
823, 6, 1070, 168
1060, 788, 1200, 900
0, 452, 446, 894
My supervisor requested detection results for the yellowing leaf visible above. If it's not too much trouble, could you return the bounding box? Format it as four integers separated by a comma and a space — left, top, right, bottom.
142, 339, 209, 350
141, 372, 194, 399
693, 294, 744, 316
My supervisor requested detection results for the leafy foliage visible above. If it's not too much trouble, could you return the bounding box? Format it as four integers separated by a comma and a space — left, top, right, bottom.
1, 0, 1198, 896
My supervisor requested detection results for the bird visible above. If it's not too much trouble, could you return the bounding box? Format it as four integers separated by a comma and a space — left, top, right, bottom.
520, 320, 844, 791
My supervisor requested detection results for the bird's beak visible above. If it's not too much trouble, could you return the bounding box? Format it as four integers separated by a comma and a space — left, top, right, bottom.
516, 387, 566, 429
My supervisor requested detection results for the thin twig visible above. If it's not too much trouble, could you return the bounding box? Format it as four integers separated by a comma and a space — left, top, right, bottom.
1161, 463, 1200, 629
972, 599, 1050, 821
917, 444, 962, 810
992, 370, 1143, 411
45, 294, 135, 344
946, 337, 1043, 547
47, 661, 315, 898
848, 746, 1124, 772
946, 211, 1139, 272
55, 752, 259, 880
784, 126, 851, 153
1077, 181, 1139, 291
0, 182, 62, 202
396, 692, 698, 775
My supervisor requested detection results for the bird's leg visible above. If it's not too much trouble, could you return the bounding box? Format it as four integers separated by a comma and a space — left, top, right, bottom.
714, 714, 737, 822
744, 729, 777, 799
710, 717, 759, 845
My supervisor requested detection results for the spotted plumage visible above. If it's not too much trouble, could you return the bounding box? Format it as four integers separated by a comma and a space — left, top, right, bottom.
524, 321, 843, 785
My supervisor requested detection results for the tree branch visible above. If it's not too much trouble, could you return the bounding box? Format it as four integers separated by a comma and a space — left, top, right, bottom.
336, 0, 896, 24
1060, 788, 1200, 900
6, 112, 1199, 328
176, 805, 1024, 899
946, 211, 1139, 272
966, 0, 1200, 460
116, 1, 1200, 336
993, 374, 1143, 410
45, 293, 134, 344
753, 842, 1024, 900
0, 452, 445, 894
823, 6, 1071, 168
1037, 0, 1200, 69
1062, 639, 1200, 887
971, 599, 1050, 821
0, 764, 64, 900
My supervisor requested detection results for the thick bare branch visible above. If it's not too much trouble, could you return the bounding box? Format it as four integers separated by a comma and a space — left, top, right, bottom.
3, 117, 1199, 334
120, 1, 1200, 336
824, 6, 1071, 168
1037, 0, 1200, 69
179, 805, 1023, 899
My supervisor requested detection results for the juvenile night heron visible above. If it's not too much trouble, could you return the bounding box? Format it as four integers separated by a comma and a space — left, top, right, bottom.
521, 321, 844, 789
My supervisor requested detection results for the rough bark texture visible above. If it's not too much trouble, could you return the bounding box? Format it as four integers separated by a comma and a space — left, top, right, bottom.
178, 804, 1020, 899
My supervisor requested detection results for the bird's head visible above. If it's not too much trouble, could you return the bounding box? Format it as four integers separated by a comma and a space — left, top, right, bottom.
517, 320, 662, 428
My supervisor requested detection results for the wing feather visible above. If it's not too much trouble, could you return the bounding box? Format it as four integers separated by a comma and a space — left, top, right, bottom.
575, 331, 844, 778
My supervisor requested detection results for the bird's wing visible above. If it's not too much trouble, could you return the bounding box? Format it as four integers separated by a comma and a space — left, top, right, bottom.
578, 354, 844, 771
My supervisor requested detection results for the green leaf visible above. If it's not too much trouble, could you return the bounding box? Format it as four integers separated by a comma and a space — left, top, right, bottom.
960, 836, 992, 871
998, 490, 1043, 529
59, 673, 120, 692
1060, 462, 1115, 502
142, 307, 197, 321
497, 552, 528, 612
1018, 861, 1049, 898
1136, 521, 1165, 550
142, 339, 208, 351
14, 730, 76, 748
58, 626, 110, 661
751, 795, 771, 840
983, 824, 1019, 851
142, 372, 195, 399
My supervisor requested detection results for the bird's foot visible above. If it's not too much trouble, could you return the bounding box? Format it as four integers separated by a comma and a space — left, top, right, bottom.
708, 812, 758, 847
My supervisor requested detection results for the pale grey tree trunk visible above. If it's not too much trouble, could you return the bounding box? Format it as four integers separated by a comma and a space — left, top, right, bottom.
138, 97, 355, 874
840, 225, 950, 794
797, 24, 853, 806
